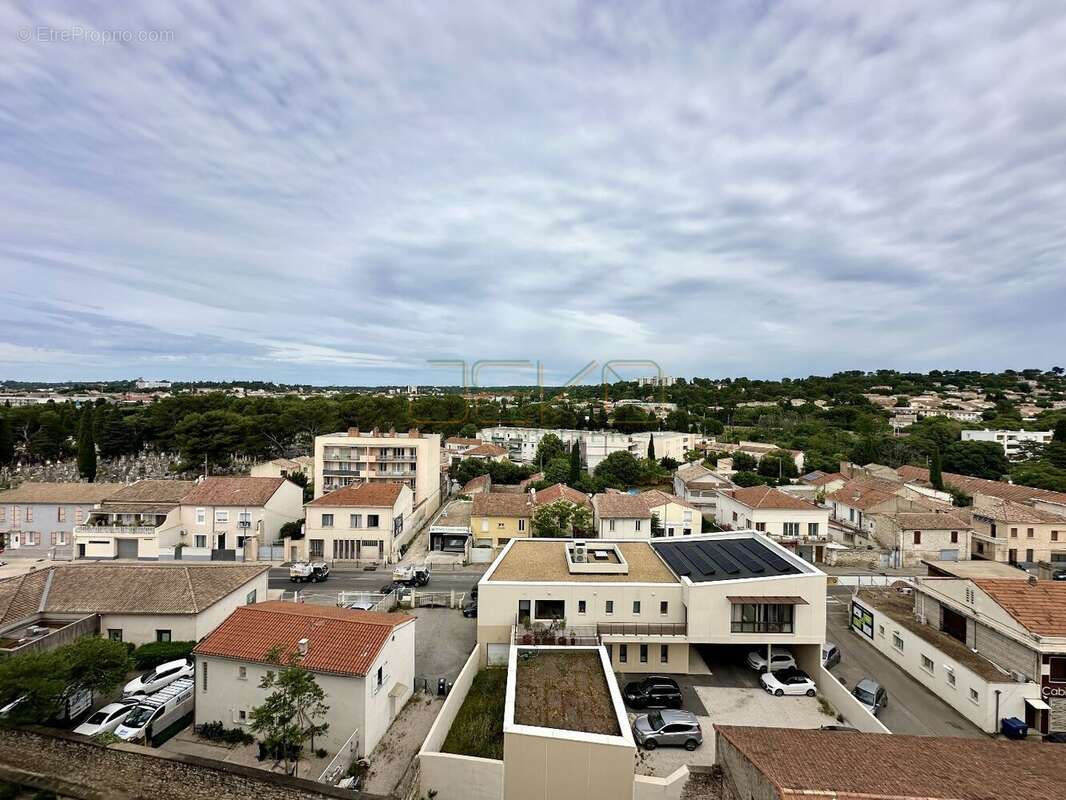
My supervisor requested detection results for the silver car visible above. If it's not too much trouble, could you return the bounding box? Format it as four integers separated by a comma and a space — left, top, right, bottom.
631, 709, 703, 751
822, 642, 841, 669
853, 678, 888, 716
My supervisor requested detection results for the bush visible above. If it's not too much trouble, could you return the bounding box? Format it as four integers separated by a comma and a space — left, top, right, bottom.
133, 640, 196, 670
196, 720, 255, 745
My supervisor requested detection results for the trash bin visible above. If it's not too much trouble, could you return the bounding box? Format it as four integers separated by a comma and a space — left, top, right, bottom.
437, 677, 447, 696
1001, 717, 1028, 739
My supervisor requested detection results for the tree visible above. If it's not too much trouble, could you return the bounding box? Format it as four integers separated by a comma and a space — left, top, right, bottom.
250, 646, 330, 777
732, 471, 769, 487
531, 500, 593, 537
569, 441, 581, 485
534, 433, 566, 467
288, 470, 313, 502
0, 650, 68, 724
1055, 419, 1066, 443
542, 456, 571, 486
593, 451, 642, 489
942, 441, 1010, 481
650, 512, 664, 537
756, 450, 798, 480
62, 636, 132, 695
0, 414, 13, 465
929, 447, 944, 491
76, 407, 97, 482
647, 435, 656, 461
28, 410, 66, 461
280, 518, 305, 540
174, 410, 252, 470
659, 456, 680, 471
730, 451, 758, 472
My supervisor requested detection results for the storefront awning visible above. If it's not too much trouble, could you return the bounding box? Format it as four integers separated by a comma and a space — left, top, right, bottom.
727, 595, 809, 606
1026, 697, 1051, 711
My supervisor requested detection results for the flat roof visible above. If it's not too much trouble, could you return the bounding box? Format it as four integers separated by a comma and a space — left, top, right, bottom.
652, 535, 810, 583
923, 559, 1029, 579
512, 649, 620, 737
487, 539, 678, 584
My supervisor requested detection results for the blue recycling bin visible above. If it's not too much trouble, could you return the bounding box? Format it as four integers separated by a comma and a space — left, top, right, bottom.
1001, 717, 1027, 739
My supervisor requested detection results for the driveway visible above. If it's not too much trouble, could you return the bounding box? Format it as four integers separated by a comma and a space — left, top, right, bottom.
412, 607, 477, 687
825, 586, 984, 737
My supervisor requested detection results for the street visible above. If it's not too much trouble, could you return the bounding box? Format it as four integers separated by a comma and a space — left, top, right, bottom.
826, 586, 984, 738
268, 563, 488, 595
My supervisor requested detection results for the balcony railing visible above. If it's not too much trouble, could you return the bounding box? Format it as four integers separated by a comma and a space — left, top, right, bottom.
596, 622, 687, 637
74, 525, 159, 537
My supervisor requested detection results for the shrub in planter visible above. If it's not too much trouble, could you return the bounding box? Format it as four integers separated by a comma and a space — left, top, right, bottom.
133, 640, 196, 670
315, 748, 328, 759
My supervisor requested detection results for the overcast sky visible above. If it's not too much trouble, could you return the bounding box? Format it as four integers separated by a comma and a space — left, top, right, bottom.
2, 2, 1065, 387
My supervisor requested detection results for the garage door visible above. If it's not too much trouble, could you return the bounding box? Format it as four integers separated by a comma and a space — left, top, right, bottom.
1051, 698, 1066, 731
487, 644, 509, 666
116, 538, 138, 559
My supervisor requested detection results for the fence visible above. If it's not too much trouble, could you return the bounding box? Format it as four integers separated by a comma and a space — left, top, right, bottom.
318, 727, 360, 786
336, 591, 398, 612
597, 622, 688, 637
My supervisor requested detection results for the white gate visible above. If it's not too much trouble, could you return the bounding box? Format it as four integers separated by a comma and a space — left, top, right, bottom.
486, 644, 509, 666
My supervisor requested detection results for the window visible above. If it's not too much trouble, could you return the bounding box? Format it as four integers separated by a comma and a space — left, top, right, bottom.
946, 667, 956, 687
660, 645, 669, 664
732, 511, 738, 522
321, 513, 334, 528
634, 520, 641, 532
1027, 548, 1034, 562
376, 666, 384, 689
755, 522, 766, 532
633, 600, 641, 614
23, 532, 40, 546
25, 507, 32, 522
783, 522, 799, 536
609, 519, 616, 532
245, 589, 257, 604
605, 600, 614, 615
640, 644, 648, 664
619, 644, 628, 663
367, 514, 380, 528
156, 630, 172, 643
921, 654, 934, 673
1027, 528, 1035, 538
892, 633, 904, 652
1010, 527, 1018, 538
309, 539, 324, 557
913, 531, 922, 544
238, 511, 251, 526
518, 599, 531, 624
1050, 657, 1066, 683
349, 514, 362, 528
577, 600, 587, 614
202, 661, 208, 691
660, 600, 668, 615
808, 522, 820, 537
57, 507, 66, 522
969, 688, 979, 704
215, 510, 229, 523
849, 508, 855, 522
878, 625, 885, 637
107, 629, 122, 641
196, 508, 206, 525
237, 709, 247, 723
518, 519, 526, 532
534, 599, 564, 620
194, 534, 207, 548
1054, 531, 1060, 542
238, 666, 247, 681
730, 603, 794, 633
950, 531, 958, 544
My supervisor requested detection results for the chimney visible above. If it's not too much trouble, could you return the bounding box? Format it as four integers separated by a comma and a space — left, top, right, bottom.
1028, 575, 1038, 587
297, 638, 309, 656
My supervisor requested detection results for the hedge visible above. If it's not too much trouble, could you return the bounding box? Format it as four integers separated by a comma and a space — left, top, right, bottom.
133, 640, 196, 670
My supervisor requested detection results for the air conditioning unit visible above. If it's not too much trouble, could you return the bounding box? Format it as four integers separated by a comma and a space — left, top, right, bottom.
573, 541, 587, 563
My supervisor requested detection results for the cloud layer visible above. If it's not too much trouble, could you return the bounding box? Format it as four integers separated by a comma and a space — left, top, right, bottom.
2, 1, 1065, 385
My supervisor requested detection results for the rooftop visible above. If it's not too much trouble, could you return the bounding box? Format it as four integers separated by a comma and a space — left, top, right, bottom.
464, 443, 508, 457
180, 476, 289, 507
471, 492, 533, 518
897, 465, 1066, 506
973, 578, 1066, 637
305, 481, 406, 507
193, 600, 414, 677
652, 534, 811, 584
591, 492, 653, 519
0, 481, 123, 504
922, 559, 1027, 579
825, 479, 899, 510
105, 479, 198, 505
972, 499, 1065, 524
715, 724, 1066, 800
533, 483, 592, 508
728, 484, 821, 511
487, 538, 677, 584
894, 511, 971, 530
856, 588, 1008, 680
512, 649, 620, 737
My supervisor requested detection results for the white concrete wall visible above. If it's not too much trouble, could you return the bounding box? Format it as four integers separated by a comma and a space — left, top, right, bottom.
596, 516, 651, 538
302, 485, 414, 563
360, 618, 416, 755
633, 768, 690, 800
715, 494, 828, 538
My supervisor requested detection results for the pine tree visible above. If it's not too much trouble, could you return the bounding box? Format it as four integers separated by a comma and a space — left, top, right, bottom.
569, 441, 581, 485
0, 415, 13, 465
647, 434, 656, 461
930, 447, 944, 491
77, 407, 97, 482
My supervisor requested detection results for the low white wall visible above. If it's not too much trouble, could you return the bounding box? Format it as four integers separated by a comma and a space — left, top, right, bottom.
633, 767, 689, 800
420, 751, 504, 800
814, 666, 891, 734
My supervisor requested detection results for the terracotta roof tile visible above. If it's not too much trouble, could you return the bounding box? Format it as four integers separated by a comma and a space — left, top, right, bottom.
592, 493, 653, 519
730, 485, 820, 511
638, 489, 700, 512
897, 465, 1066, 505
972, 578, 1066, 636
0, 482, 124, 504
464, 443, 508, 457
106, 480, 198, 504
445, 437, 482, 446
533, 483, 591, 508
181, 477, 288, 507
471, 492, 533, 518
894, 512, 971, 530
193, 601, 414, 677
460, 475, 491, 494
825, 479, 899, 510
306, 481, 406, 508
972, 499, 1065, 524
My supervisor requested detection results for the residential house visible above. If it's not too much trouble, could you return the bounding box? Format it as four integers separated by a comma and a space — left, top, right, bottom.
476, 534, 827, 675
249, 455, 314, 483
672, 462, 735, 520
315, 428, 443, 528
799, 470, 848, 497
715, 485, 828, 541
0, 562, 269, 651
73, 479, 196, 560
193, 601, 415, 757
970, 500, 1066, 566
0, 482, 122, 559
637, 489, 700, 537
443, 436, 482, 465
298, 482, 413, 564
462, 443, 509, 462
882, 511, 973, 568
529, 483, 591, 509
470, 493, 533, 550
825, 478, 917, 545
707, 441, 805, 474
962, 428, 1054, 460
896, 464, 1066, 508
591, 493, 652, 538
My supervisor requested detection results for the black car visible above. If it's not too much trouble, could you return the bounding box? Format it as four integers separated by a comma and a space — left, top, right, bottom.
379, 581, 405, 594
623, 676, 683, 709
461, 599, 477, 618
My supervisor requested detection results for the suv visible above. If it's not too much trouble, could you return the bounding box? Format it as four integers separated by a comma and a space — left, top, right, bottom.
623, 676, 683, 709
632, 709, 703, 751
822, 642, 841, 669
853, 678, 888, 716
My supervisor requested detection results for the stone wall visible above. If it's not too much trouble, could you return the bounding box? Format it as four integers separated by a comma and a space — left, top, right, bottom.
0, 727, 389, 800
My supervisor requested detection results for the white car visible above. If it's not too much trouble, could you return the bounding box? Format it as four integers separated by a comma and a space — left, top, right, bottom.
746, 649, 796, 673
123, 659, 193, 697
73, 701, 138, 737
760, 667, 817, 697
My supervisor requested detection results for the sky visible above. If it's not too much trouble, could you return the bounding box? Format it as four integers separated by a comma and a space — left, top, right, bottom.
1, 1, 1065, 387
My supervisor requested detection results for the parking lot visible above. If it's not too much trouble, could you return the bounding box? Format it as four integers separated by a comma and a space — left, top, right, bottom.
620, 648, 838, 777
412, 606, 477, 686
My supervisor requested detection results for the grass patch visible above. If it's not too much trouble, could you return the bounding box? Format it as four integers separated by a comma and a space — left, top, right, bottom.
514, 649, 619, 736
441, 668, 506, 760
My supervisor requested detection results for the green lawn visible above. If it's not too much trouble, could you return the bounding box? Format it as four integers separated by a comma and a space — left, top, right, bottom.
441, 667, 507, 760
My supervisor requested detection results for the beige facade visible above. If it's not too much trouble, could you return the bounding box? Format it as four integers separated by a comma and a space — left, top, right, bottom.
250, 455, 314, 483
299, 484, 414, 564
971, 503, 1066, 565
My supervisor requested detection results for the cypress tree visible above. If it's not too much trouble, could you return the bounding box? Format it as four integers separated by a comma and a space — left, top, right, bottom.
77, 407, 97, 482
0, 415, 13, 465
930, 447, 944, 491
569, 441, 581, 485
647, 434, 656, 461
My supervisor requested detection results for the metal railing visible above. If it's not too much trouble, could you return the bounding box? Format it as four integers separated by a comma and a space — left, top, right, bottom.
596, 622, 687, 637
73, 525, 159, 536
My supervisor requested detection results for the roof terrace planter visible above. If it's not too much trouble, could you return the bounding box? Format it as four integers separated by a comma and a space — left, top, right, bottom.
509, 648, 623, 737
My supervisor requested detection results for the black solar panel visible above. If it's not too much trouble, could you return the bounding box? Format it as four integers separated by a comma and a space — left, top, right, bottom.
737, 538, 797, 574
654, 536, 804, 583
680, 545, 718, 576
654, 544, 691, 576
719, 541, 767, 574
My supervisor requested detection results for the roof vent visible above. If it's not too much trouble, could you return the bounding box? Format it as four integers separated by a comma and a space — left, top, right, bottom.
1028, 575, 1038, 587
297, 638, 309, 656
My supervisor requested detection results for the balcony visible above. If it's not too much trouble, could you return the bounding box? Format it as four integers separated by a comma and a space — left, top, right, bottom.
74, 524, 159, 537
596, 622, 687, 638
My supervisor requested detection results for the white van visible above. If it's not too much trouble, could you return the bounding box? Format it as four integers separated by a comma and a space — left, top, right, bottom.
114, 677, 194, 744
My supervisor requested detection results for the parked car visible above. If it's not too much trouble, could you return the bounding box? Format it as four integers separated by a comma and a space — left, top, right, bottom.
470, 583, 479, 601
461, 598, 478, 618
623, 676, 683, 709
379, 580, 406, 594
852, 678, 888, 716
115, 678, 194, 743
73, 700, 139, 737
632, 709, 703, 751
289, 560, 329, 582
123, 658, 193, 697
760, 667, 817, 697
2, 685, 92, 723
822, 642, 841, 669
746, 648, 796, 673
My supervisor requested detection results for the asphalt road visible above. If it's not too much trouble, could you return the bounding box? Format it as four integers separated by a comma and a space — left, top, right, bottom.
825, 586, 984, 737
268, 563, 488, 595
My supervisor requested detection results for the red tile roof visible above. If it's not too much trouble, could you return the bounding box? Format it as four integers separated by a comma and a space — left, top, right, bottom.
181, 477, 288, 507
592, 493, 653, 519
306, 481, 407, 508
445, 436, 482, 447
897, 465, 1066, 505
638, 489, 700, 512
972, 578, 1066, 636
533, 483, 591, 508
730, 485, 820, 511
715, 724, 1066, 800
193, 601, 414, 677
460, 474, 492, 494
471, 492, 533, 518
464, 443, 508, 457
825, 479, 898, 510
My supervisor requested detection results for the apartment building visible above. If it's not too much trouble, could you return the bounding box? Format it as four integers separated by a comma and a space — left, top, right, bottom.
0, 482, 122, 559
299, 482, 413, 564
314, 428, 443, 524
476, 533, 826, 674
961, 428, 1054, 460
970, 499, 1066, 566
477, 427, 694, 470
715, 485, 827, 540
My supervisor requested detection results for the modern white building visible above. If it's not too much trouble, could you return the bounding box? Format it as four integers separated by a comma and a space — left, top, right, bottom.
715, 485, 828, 541
961, 429, 1054, 460
477, 427, 694, 469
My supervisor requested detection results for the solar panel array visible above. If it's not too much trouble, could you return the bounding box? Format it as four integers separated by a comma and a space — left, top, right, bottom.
652, 536, 803, 583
